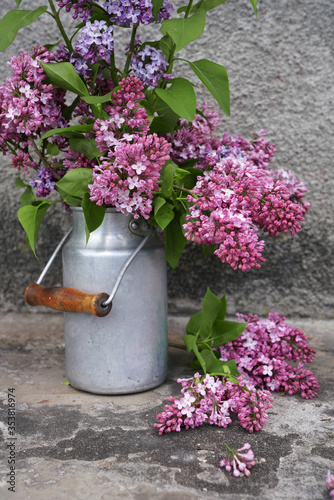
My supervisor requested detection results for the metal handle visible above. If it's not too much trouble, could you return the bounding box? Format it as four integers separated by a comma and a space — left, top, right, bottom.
24, 220, 154, 317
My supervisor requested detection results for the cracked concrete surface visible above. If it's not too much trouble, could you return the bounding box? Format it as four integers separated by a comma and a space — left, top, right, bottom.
0, 314, 333, 499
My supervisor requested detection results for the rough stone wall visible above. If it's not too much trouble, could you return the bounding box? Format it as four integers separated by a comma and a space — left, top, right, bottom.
0, 0, 333, 318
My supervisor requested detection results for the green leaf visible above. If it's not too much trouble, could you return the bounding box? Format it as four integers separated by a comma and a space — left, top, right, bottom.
211, 320, 247, 346
40, 62, 89, 97
44, 40, 62, 52
155, 203, 175, 230
62, 95, 81, 121
81, 93, 113, 105
17, 203, 52, 255
223, 359, 240, 376
56, 186, 82, 207
217, 295, 227, 321
202, 287, 223, 327
200, 350, 232, 375
39, 124, 94, 146
164, 213, 187, 269
183, 334, 197, 352
155, 78, 196, 121
160, 9, 206, 52
152, 0, 164, 21
69, 138, 100, 160
154, 97, 180, 132
153, 196, 166, 216
0, 7, 47, 51
186, 310, 210, 339
56, 168, 93, 198
158, 35, 174, 59
161, 162, 175, 197
15, 176, 29, 189
186, 310, 204, 335
249, 0, 257, 16
149, 116, 175, 134
178, 0, 228, 14
186, 58, 230, 116
82, 193, 106, 242
47, 143, 60, 157
20, 186, 35, 206
183, 334, 207, 373
61, 380, 70, 386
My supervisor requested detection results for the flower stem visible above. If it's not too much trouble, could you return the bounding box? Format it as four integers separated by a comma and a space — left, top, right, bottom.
122, 24, 138, 78
110, 51, 119, 85
184, 0, 194, 18
172, 184, 194, 195
30, 140, 61, 180
48, 0, 73, 53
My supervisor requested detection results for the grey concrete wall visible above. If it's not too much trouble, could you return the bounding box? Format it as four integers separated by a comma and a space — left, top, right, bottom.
1, 0, 333, 318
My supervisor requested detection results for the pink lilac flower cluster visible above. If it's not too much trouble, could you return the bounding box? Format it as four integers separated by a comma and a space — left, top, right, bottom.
89, 75, 170, 218
327, 470, 334, 499
219, 312, 319, 399
220, 443, 256, 477
177, 111, 310, 272
130, 44, 171, 87
153, 372, 273, 436
167, 104, 221, 166
103, 0, 173, 26
93, 74, 150, 153
0, 45, 67, 192
0, 45, 66, 146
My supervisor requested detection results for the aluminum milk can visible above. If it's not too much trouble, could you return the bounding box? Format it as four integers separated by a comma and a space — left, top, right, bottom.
62, 207, 168, 394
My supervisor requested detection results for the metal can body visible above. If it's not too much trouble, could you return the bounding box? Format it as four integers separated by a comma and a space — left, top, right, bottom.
62, 208, 168, 394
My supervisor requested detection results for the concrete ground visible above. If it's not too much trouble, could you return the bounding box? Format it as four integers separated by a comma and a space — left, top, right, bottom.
0, 313, 333, 500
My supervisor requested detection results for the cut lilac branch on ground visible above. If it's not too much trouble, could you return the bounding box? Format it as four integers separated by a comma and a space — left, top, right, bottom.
220, 443, 256, 478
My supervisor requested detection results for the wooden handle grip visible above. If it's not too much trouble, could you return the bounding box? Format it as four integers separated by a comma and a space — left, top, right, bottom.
25, 284, 112, 317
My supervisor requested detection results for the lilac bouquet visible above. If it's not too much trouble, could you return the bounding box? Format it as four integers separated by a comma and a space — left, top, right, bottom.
0, 0, 309, 270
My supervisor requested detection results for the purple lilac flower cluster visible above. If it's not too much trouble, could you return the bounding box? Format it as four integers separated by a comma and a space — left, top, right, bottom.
75, 20, 114, 67
154, 372, 273, 436
30, 166, 57, 197
130, 44, 170, 87
89, 75, 170, 218
57, 0, 97, 21
220, 443, 256, 477
327, 470, 334, 499
220, 312, 319, 399
103, 0, 173, 26
174, 111, 310, 272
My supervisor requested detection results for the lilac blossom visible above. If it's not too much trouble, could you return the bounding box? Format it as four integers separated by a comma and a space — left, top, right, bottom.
167, 104, 221, 167
219, 312, 319, 399
131, 44, 170, 87
89, 133, 170, 219
327, 470, 334, 499
0, 45, 67, 173
30, 166, 56, 197
220, 443, 256, 477
75, 20, 114, 66
57, 0, 97, 21
183, 157, 267, 272
154, 372, 273, 436
103, 0, 173, 27
179, 115, 309, 272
